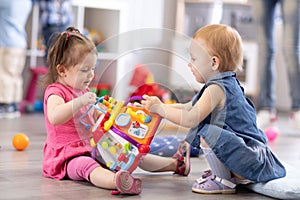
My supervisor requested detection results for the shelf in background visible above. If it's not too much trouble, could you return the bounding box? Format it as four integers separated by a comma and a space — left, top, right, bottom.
26, 49, 117, 61
72, 0, 125, 10
26, 49, 45, 57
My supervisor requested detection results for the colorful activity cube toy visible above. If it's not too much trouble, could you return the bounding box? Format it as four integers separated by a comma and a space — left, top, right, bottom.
80, 95, 161, 173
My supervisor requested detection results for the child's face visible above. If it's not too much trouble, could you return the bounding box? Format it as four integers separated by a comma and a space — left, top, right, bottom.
63, 52, 97, 90
188, 39, 214, 84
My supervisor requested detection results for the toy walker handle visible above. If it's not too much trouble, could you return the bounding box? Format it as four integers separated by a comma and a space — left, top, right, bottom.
124, 95, 144, 106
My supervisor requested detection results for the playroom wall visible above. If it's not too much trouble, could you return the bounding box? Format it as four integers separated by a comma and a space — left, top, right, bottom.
23, 0, 177, 102
22, 0, 291, 111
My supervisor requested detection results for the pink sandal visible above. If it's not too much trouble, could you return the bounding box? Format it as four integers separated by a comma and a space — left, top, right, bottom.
173, 141, 191, 176
115, 170, 142, 195
192, 170, 236, 194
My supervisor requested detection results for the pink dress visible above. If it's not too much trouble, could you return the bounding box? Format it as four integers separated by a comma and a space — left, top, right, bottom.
43, 83, 94, 180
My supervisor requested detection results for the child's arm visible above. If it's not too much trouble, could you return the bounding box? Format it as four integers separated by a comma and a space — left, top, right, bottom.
163, 101, 193, 111
47, 92, 97, 125
142, 84, 225, 128
134, 99, 192, 111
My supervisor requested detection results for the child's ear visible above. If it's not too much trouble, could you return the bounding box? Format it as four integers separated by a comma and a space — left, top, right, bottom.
211, 56, 220, 71
56, 64, 66, 77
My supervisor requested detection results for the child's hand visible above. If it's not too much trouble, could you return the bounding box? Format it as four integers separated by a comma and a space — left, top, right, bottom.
141, 95, 162, 113
80, 92, 97, 106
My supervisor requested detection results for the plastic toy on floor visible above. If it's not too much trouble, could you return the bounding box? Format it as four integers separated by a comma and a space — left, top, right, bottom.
264, 126, 280, 142
80, 95, 162, 173
12, 133, 30, 151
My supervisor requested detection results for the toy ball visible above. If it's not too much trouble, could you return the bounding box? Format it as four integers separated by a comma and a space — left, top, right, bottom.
34, 100, 43, 111
12, 133, 30, 151
264, 126, 280, 142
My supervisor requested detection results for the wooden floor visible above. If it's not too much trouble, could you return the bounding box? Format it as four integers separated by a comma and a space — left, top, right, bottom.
0, 112, 299, 200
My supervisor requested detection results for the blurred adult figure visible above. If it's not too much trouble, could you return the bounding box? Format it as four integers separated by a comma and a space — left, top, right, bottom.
0, 0, 32, 118
37, 0, 73, 61
251, 0, 300, 130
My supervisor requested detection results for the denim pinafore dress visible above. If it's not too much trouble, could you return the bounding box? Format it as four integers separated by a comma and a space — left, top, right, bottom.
185, 71, 286, 182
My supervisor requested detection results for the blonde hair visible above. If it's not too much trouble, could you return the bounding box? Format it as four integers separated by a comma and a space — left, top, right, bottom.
193, 24, 243, 72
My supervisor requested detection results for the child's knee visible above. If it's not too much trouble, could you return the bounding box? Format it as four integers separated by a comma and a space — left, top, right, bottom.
67, 156, 99, 181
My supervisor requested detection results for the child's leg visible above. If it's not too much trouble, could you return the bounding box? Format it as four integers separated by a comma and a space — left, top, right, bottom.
200, 136, 231, 179
201, 146, 231, 179
191, 137, 236, 194
67, 156, 116, 188
139, 154, 176, 172
139, 140, 191, 176
67, 156, 142, 194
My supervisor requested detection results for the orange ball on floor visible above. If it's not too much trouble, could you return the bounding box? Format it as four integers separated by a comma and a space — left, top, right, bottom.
12, 133, 30, 151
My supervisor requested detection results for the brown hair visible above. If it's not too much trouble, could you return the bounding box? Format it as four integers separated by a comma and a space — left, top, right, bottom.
43, 27, 97, 86
193, 24, 243, 72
